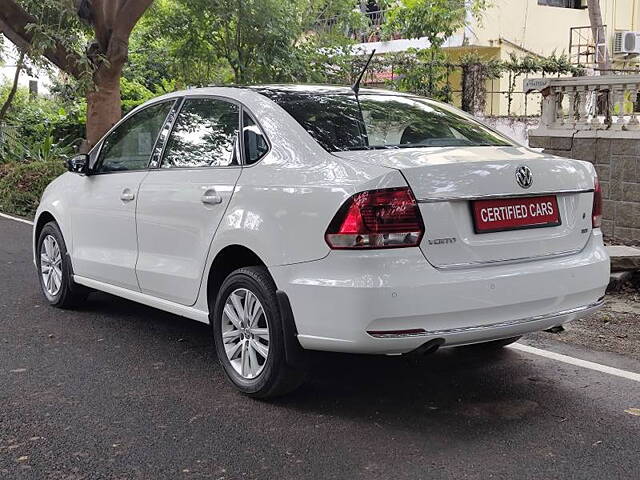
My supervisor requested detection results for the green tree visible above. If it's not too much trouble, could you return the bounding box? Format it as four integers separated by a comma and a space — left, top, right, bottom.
0, 0, 155, 147
127, 0, 363, 87
384, 0, 488, 98
125, 0, 234, 88
385, 0, 486, 45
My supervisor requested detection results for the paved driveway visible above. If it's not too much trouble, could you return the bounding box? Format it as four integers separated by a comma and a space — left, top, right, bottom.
1, 217, 639, 479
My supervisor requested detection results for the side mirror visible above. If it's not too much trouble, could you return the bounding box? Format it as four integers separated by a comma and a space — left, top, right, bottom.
67, 154, 89, 174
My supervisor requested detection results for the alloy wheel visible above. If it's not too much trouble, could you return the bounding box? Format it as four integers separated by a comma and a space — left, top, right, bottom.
40, 234, 63, 297
221, 288, 270, 379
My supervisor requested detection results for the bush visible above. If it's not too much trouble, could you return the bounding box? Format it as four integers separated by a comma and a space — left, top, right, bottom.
0, 160, 66, 217
0, 83, 86, 164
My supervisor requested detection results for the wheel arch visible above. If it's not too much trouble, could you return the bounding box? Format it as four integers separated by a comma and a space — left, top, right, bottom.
34, 210, 60, 254
205, 244, 269, 313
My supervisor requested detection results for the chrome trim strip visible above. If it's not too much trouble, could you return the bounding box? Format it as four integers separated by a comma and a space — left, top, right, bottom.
417, 188, 594, 204
433, 247, 584, 271
367, 299, 605, 339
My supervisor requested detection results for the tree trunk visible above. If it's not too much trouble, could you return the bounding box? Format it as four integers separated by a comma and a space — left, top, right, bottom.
86, 65, 123, 148
0, 50, 25, 123
587, 0, 610, 73
461, 62, 486, 116
2, 0, 154, 147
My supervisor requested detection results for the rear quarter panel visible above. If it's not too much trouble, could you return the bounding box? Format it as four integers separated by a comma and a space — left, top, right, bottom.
213, 148, 404, 268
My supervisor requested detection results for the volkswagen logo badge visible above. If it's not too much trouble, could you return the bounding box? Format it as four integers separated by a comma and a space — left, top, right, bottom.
515, 165, 533, 189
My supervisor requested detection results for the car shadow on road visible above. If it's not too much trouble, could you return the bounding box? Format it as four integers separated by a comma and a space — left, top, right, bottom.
76, 291, 562, 431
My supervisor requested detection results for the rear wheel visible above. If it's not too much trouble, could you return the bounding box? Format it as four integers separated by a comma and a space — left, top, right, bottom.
37, 222, 89, 308
212, 266, 305, 398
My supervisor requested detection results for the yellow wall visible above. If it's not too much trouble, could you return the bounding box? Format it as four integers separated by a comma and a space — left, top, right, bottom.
456, 0, 640, 115
469, 0, 640, 60
608, 0, 638, 31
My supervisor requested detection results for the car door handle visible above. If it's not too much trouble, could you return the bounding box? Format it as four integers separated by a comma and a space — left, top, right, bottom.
120, 189, 135, 202
201, 189, 222, 205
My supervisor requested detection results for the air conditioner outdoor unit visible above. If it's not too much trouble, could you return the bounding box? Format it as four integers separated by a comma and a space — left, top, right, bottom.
613, 31, 640, 55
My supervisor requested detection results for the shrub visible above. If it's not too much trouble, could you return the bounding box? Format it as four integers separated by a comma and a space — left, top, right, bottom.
0, 125, 78, 164
0, 160, 66, 217
0, 83, 86, 163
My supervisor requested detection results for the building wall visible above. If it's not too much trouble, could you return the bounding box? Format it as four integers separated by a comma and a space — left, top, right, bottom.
457, 0, 640, 116
469, 0, 590, 56
481, 115, 540, 146
530, 132, 640, 244
469, 0, 639, 60
0, 39, 50, 95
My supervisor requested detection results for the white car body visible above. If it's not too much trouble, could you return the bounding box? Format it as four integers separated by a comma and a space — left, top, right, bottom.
34, 85, 609, 356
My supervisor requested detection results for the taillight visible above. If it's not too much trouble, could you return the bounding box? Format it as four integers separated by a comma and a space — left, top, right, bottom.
325, 187, 425, 249
592, 176, 602, 228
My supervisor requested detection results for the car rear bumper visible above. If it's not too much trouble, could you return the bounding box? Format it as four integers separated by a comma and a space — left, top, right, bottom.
269, 231, 610, 355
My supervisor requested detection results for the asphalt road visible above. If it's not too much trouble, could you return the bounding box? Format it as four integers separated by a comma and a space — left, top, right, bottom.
1, 216, 639, 479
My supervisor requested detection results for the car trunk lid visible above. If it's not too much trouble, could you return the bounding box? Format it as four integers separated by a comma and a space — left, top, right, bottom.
333, 146, 596, 268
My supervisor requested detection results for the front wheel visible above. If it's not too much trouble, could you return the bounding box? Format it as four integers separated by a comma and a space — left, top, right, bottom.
212, 266, 305, 398
36, 221, 89, 308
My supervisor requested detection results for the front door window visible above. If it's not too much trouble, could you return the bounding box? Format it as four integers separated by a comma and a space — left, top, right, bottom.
96, 101, 174, 173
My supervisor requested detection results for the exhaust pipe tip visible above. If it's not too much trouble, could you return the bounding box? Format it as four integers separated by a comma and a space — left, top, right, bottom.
407, 338, 445, 356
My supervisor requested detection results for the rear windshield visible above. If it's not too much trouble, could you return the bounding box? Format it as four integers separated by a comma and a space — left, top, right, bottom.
259, 91, 512, 152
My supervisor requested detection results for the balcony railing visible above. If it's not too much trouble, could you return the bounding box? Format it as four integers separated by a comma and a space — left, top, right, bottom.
314, 9, 392, 44
525, 75, 640, 131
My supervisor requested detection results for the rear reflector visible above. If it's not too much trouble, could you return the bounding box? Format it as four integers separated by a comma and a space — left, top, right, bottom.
325, 187, 425, 249
367, 328, 427, 338
592, 176, 602, 228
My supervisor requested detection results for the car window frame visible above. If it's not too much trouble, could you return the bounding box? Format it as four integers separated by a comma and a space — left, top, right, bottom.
90, 98, 180, 176
157, 95, 245, 171
239, 106, 271, 168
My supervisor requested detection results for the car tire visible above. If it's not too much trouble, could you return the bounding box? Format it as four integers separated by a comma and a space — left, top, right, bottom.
463, 336, 522, 350
212, 266, 306, 398
36, 221, 89, 308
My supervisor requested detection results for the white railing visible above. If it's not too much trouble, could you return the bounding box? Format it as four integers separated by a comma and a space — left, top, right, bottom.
524, 75, 640, 131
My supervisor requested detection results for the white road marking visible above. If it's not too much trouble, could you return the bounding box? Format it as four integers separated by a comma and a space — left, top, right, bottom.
510, 343, 640, 383
0, 212, 34, 225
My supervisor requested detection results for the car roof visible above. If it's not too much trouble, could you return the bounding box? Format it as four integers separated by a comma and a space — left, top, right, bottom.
152, 84, 414, 102
245, 84, 413, 97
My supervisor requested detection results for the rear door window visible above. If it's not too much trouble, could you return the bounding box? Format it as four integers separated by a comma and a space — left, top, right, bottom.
162, 98, 240, 168
242, 111, 269, 165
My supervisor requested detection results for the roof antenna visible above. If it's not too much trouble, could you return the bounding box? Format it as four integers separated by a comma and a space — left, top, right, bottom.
352, 49, 376, 96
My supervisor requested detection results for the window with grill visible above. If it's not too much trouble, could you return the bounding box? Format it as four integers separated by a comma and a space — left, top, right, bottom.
538, 0, 585, 9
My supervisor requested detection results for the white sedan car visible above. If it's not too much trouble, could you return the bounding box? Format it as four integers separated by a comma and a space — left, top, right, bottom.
34, 85, 609, 397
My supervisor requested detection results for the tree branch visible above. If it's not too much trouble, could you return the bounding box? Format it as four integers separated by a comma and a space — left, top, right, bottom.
0, 0, 84, 78
113, 0, 154, 40
0, 49, 25, 122
84, 0, 153, 75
